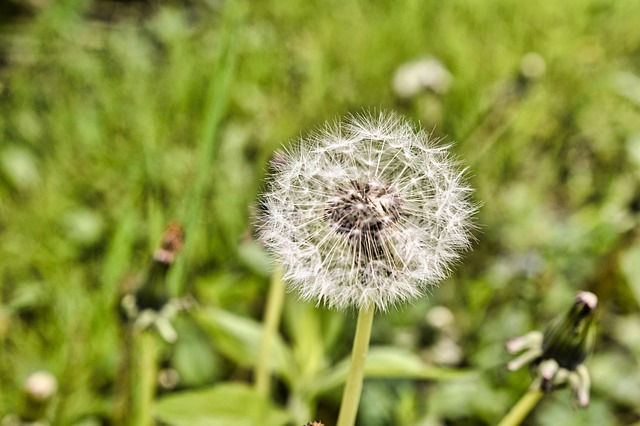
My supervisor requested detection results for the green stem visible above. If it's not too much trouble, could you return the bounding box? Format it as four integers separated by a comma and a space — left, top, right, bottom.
114, 323, 134, 425
496, 388, 544, 426
287, 390, 313, 426
136, 331, 159, 426
255, 268, 285, 396
336, 304, 375, 426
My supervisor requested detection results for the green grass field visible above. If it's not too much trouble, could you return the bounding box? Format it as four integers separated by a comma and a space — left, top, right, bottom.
1, 0, 640, 424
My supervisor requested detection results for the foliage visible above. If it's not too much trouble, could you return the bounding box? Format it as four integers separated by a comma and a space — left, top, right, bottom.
1, 0, 640, 424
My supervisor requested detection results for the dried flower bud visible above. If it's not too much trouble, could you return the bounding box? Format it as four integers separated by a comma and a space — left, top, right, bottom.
153, 221, 185, 265
136, 222, 185, 311
118, 222, 190, 342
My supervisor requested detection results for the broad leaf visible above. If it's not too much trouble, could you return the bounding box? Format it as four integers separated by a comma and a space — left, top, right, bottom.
194, 307, 296, 384
155, 383, 292, 426
314, 346, 476, 396
620, 243, 640, 307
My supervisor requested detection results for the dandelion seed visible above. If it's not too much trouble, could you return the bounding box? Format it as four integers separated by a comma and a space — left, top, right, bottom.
258, 111, 475, 311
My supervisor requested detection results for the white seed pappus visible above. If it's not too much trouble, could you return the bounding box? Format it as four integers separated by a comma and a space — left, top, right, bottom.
258, 112, 475, 311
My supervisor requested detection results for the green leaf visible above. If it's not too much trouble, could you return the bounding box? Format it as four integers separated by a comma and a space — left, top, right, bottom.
620, 243, 640, 307
154, 383, 292, 426
283, 297, 327, 380
313, 347, 476, 396
193, 307, 296, 384
236, 241, 274, 277
171, 318, 220, 386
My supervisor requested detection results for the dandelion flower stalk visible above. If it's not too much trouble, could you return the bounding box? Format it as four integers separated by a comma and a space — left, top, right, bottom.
258, 111, 475, 424
255, 267, 286, 396
496, 388, 544, 426
136, 331, 160, 426
336, 303, 375, 426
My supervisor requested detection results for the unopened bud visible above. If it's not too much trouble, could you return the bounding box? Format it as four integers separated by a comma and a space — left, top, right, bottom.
506, 291, 598, 408
542, 291, 597, 370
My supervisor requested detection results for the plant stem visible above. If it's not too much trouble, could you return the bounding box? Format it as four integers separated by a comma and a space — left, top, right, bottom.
136, 331, 159, 426
496, 388, 544, 426
336, 304, 375, 426
255, 268, 285, 396
287, 390, 313, 426
114, 322, 134, 424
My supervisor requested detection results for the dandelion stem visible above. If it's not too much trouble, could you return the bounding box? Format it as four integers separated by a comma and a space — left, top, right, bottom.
496, 388, 544, 426
136, 330, 159, 426
114, 321, 134, 424
336, 303, 375, 426
255, 268, 285, 396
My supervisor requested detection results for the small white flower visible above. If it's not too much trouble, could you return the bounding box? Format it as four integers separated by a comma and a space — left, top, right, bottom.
258, 112, 475, 311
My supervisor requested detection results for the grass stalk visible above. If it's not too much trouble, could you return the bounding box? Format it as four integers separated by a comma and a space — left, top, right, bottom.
496, 388, 544, 426
336, 304, 375, 426
255, 268, 285, 396
168, 22, 238, 296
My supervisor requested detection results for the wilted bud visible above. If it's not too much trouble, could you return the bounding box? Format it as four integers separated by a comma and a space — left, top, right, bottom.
507, 291, 598, 407
153, 221, 185, 265
119, 222, 190, 343
135, 222, 185, 311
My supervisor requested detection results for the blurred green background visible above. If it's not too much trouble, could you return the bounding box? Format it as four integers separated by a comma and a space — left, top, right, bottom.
1, 0, 640, 425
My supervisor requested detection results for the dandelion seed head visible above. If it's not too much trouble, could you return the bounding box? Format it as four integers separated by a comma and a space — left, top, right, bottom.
258, 111, 476, 311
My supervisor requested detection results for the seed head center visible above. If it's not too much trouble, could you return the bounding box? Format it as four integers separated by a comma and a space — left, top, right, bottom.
325, 179, 403, 238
